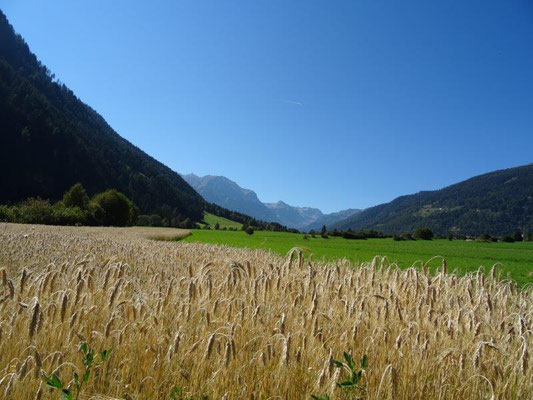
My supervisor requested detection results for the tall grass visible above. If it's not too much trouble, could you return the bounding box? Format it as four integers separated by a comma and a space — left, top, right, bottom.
0, 223, 531, 399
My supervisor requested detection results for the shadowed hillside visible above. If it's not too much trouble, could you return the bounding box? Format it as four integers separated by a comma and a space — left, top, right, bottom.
334, 163, 533, 236
0, 10, 204, 220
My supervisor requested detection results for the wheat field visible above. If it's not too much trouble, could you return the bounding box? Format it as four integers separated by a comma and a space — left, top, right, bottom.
0, 223, 531, 399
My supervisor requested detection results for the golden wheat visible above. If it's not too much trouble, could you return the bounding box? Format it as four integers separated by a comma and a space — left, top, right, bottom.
0, 223, 531, 399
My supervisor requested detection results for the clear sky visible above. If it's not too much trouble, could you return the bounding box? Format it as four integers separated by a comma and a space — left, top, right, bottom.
2, 0, 533, 213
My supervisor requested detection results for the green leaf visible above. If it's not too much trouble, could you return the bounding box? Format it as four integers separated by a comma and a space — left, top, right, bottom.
337, 380, 354, 387
61, 388, 72, 400
360, 354, 368, 369
352, 370, 362, 384
83, 350, 94, 367
170, 385, 183, 399
332, 359, 344, 368
343, 352, 355, 370
80, 342, 88, 354
100, 349, 110, 362
46, 373, 63, 389
73, 373, 80, 387
83, 369, 90, 382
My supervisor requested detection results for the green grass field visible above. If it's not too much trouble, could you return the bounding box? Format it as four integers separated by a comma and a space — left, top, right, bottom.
184, 230, 533, 285
199, 212, 243, 229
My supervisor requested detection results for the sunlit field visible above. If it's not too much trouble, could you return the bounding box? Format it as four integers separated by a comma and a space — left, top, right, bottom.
184, 229, 533, 285
0, 223, 531, 399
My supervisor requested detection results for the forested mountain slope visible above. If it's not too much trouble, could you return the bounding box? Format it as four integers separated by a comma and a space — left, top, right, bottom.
0, 10, 204, 221
334, 164, 533, 237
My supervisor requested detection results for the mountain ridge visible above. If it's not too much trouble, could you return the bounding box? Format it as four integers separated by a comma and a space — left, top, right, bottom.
182, 173, 361, 229
333, 163, 533, 236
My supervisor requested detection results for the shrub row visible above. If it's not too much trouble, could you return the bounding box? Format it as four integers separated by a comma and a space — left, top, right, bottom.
0, 184, 137, 227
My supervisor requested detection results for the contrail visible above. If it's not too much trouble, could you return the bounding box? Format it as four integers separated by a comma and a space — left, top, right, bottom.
281, 99, 303, 106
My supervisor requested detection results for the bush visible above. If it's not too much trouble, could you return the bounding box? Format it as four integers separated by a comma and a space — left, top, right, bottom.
0, 205, 14, 222
52, 204, 87, 225
136, 215, 151, 226
136, 214, 163, 227
401, 232, 415, 241
245, 227, 254, 235
393, 234, 403, 241
414, 227, 434, 240
88, 201, 105, 225
17, 198, 55, 224
62, 183, 89, 209
513, 231, 523, 242
478, 233, 492, 242
0, 187, 140, 227
150, 214, 163, 227
342, 231, 368, 240
181, 218, 196, 229
91, 190, 137, 226
501, 235, 515, 243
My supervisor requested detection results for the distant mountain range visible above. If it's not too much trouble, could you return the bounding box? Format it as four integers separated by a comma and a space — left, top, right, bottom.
182, 174, 361, 230
333, 163, 533, 237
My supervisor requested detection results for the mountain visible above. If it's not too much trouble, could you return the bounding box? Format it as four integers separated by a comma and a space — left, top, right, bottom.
182, 174, 273, 221
303, 208, 362, 232
0, 10, 207, 220
333, 164, 533, 237
183, 173, 361, 229
264, 201, 323, 230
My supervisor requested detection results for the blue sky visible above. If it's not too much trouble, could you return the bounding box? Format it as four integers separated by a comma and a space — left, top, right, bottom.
2, 0, 533, 213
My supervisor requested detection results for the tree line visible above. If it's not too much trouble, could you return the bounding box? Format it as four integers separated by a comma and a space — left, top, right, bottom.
0, 183, 137, 227
311, 226, 532, 242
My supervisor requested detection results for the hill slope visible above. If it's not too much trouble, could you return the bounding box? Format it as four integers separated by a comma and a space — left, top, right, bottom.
183, 173, 360, 229
334, 164, 533, 236
0, 10, 204, 220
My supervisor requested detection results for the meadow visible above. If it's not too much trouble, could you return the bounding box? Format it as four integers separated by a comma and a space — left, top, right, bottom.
0, 223, 531, 399
184, 230, 533, 285
199, 212, 243, 230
